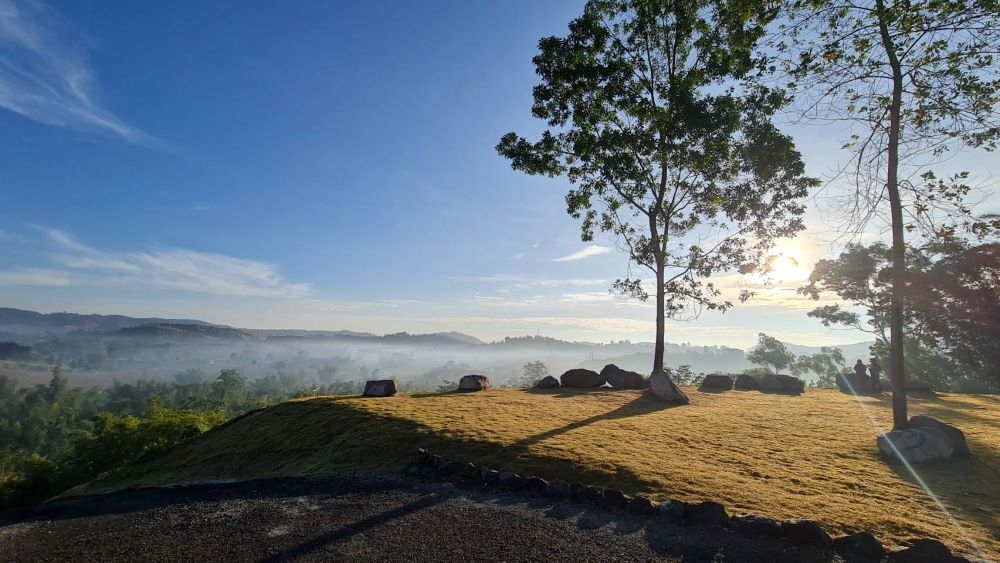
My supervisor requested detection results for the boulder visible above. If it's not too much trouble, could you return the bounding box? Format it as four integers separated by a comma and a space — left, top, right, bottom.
833, 532, 885, 562
545, 479, 571, 498
877, 416, 969, 463
686, 501, 729, 528
908, 416, 970, 457
781, 519, 833, 549
497, 471, 527, 489
837, 372, 875, 394
526, 476, 548, 491
535, 375, 560, 389
658, 499, 688, 523
649, 371, 691, 404
458, 374, 491, 391
601, 364, 648, 389
560, 368, 605, 388
363, 379, 397, 397
733, 373, 759, 390
626, 495, 659, 515
890, 538, 956, 563
731, 514, 782, 537
700, 374, 734, 391
759, 373, 805, 395
600, 488, 628, 508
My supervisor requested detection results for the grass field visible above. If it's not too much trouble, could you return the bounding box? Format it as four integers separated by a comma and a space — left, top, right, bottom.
75, 387, 1000, 557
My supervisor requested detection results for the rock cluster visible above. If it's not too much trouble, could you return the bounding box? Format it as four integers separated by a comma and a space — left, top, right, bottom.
405, 449, 971, 560
877, 415, 970, 463
600, 364, 648, 389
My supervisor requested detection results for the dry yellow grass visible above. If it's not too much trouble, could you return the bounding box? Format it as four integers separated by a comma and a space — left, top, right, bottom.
77, 387, 1000, 557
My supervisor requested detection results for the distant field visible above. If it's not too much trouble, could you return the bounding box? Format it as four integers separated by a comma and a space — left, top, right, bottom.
76, 387, 1000, 557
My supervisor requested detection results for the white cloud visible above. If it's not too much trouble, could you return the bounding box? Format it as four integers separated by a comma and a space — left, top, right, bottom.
0, 0, 150, 143
0, 227, 315, 298
553, 245, 613, 262
463, 274, 608, 290
0, 268, 72, 286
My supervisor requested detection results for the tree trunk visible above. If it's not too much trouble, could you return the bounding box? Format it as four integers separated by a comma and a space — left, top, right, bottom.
653, 255, 666, 373
877, 0, 908, 430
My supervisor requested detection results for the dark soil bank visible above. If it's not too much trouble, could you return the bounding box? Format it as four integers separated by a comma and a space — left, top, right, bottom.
0, 476, 833, 562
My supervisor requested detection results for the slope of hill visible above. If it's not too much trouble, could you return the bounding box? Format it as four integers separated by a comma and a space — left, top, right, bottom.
75, 388, 1000, 557
0, 307, 214, 335
116, 323, 254, 341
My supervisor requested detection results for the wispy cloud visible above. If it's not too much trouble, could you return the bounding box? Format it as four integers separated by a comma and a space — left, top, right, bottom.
462, 274, 608, 290
0, 227, 315, 298
0, 0, 150, 143
553, 245, 613, 262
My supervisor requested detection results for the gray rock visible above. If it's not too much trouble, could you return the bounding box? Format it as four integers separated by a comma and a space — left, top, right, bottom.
649, 371, 691, 404
560, 368, 606, 388
877, 416, 969, 463
545, 479, 571, 498
837, 372, 876, 394
458, 463, 480, 480
626, 496, 658, 516
760, 373, 805, 394
700, 374, 734, 391
569, 481, 588, 499
579, 486, 604, 505
601, 364, 648, 389
908, 416, 970, 456
890, 538, 956, 563
686, 501, 728, 528
781, 519, 833, 549
458, 374, 491, 391
731, 514, 782, 537
481, 467, 499, 485
833, 531, 885, 562
535, 375, 560, 389
497, 471, 526, 489
658, 499, 688, 523
733, 373, 759, 390
362, 379, 397, 397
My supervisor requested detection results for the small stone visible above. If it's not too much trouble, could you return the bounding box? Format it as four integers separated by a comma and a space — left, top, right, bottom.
544, 479, 571, 498
626, 496, 658, 516
781, 519, 833, 549
686, 501, 729, 528
833, 531, 885, 562
658, 499, 688, 523
731, 514, 782, 537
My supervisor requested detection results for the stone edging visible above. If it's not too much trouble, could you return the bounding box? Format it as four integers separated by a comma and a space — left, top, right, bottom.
405, 449, 980, 563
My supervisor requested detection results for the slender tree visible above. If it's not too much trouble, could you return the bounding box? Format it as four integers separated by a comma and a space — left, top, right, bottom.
779, 0, 1000, 428
498, 0, 816, 374
747, 332, 797, 374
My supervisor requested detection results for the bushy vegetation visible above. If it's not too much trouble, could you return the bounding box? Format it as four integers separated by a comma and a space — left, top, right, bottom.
0, 365, 378, 508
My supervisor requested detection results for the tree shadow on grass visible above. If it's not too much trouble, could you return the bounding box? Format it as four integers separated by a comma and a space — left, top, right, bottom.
885, 451, 1000, 555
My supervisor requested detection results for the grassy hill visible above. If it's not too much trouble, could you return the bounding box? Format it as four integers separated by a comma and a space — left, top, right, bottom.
74, 387, 1000, 557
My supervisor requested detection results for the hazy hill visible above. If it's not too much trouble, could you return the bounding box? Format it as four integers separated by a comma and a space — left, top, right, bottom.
0, 307, 213, 336
116, 323, 254, 341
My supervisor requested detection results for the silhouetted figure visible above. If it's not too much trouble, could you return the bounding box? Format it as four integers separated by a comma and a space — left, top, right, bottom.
869, 357, 882, 392
854, 359, 867, 379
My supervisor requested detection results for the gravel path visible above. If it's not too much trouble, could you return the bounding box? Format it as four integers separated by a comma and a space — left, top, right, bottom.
0, 476, 833, 562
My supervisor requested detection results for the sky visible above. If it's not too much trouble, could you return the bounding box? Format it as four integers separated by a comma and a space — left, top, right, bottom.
0, 0, 997, 347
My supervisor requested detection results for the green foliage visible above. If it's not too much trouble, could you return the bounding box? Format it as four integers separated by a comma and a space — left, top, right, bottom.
498, 0, 816, 372
507, 361, 550, 388
667, 365, 702, 386
746, 333, 796, 374
792, 347, 846, 388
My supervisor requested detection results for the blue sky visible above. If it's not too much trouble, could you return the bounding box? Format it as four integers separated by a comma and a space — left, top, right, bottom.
1, 0, 996, 346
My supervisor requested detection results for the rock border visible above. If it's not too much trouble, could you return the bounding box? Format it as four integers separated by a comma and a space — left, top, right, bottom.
404, 449, 977, 562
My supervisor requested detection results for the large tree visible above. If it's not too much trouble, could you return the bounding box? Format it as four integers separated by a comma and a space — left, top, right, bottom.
497, 0, 816, 374
780, 0, 1000, 428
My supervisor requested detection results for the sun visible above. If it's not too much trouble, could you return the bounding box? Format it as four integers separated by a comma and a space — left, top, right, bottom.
762, 252, 811, 283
